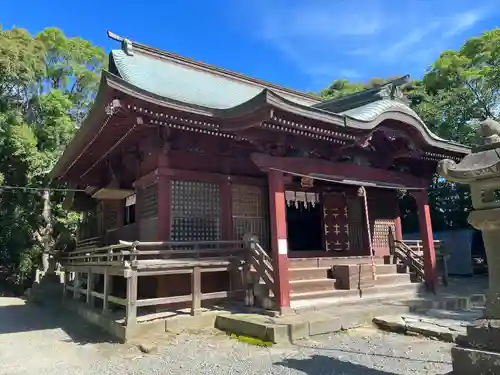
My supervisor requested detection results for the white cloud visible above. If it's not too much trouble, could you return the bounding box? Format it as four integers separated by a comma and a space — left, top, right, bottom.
338, 69, 362, 79
445, 11, 483, 37
231, 0, 497, 84
257, 0, 385, 42
381, 22, 442, 59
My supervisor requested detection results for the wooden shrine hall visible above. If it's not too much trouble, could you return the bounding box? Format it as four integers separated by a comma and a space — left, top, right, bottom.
50, 31, 470, 331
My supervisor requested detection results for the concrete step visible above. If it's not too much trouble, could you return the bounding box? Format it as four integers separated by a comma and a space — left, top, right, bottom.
373, 264, 400, 275
291, 288, 359, 301
289, 278, 336, 294
375, 273, 412, 286
289, 267, 331, 281
291, 282, 426, 311
289, 256, 386, 269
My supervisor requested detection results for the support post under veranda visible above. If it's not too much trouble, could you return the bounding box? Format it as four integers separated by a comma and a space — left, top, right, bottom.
358, 186, 376, 280
125, 270, 138, 327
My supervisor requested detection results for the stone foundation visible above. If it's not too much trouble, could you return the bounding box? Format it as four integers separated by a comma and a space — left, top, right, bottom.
451, 346, 500, 375
451, 320, 500, 374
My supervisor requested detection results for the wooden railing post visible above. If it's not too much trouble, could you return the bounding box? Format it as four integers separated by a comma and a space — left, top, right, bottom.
388, 228, 396, 256
126, 270, 138, 326
62, 270, 69, 300
194, 243, 200, 259
191, 266, 201, 316
130, 241, 139, 264
73, 272, 81, 300
242, 234, 255, 306
86, 269, 93, 306
102, 268, 110, 314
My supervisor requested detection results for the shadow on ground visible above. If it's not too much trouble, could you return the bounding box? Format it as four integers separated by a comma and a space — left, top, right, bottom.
292, 342, 451, 365
276, 355, 396, 375
0, 298, 119, 345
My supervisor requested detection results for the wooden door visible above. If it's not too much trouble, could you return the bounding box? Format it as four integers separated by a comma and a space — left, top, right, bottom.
346, 195, 368, 255
323, 192, 349, 253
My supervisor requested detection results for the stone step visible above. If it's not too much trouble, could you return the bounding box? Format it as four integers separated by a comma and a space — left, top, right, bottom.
375, 273, 412, 286
288, 256, 386, 269
291, 282, 426, 310
289, 278, 337, 294
289, 267, 331, 281
373, 264, 401, 275
291, 288, 359, 302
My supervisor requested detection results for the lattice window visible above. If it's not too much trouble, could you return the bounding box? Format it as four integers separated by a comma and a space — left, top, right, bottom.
105, 206, 118, 229
140, 184, 158, 219
231, 184, 269, 247
171, 180, 221, 241
372, 219, 396, 251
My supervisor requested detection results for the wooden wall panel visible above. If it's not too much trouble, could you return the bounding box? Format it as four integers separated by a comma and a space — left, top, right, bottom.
140, 184, 158, 219
231, 184, 270, 248
139, 217, 158, 241
137, 183, 158, 241
346, 195, 368, 256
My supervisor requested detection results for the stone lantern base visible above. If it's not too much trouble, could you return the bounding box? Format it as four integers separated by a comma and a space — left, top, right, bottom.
451, 320, 500, 374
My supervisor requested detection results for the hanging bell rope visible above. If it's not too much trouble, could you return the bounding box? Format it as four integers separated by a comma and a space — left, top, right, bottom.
358, 186, 377, 281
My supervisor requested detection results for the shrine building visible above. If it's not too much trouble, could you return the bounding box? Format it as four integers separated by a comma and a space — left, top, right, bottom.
51, 31, 470, 318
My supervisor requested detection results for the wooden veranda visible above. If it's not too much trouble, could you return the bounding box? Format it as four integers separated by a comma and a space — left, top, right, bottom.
60, 237, 274, 330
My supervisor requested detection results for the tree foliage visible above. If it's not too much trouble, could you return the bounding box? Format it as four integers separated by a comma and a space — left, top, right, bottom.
320, 28, 500, 233
0, 27, 105, 276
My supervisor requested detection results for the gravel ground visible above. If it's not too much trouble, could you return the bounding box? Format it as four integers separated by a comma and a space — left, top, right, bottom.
0, 297, 453, 375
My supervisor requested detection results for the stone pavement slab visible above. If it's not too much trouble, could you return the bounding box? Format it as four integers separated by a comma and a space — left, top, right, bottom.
373, 308, 484, 343
215, 299, 417, 344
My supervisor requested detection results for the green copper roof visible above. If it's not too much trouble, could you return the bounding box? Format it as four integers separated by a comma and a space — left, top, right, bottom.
110, 49, 318, 109
341, 99, 414, 120
342, 99, 461, 145
314, 76, 411, 113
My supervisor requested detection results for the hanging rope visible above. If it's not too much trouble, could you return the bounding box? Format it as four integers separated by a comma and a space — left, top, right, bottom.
358, 186, 376, 280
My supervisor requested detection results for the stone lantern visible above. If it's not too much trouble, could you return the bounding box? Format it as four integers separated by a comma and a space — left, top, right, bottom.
438, 118, 500, 374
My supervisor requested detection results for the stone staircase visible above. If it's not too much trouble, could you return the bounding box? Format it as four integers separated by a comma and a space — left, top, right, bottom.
25, 272, 64, 305
288, 256, 423, 308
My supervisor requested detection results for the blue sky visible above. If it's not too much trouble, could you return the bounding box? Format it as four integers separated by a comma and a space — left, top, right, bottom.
2, 0, 500, 92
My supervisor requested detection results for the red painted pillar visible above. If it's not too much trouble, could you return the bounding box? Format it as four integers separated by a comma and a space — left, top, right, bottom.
220, 179, 233, 240
267, 170, 291, 313
156, 146, 172, 241
156, 146, 172, 305
394, 217, 403, 241
414, 189, 437, 293
394, 191, 403, 241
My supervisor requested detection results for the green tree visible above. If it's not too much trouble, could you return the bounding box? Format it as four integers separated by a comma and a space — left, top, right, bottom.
406, 29, 500, 232
0, 27, 105, 279
318, 29, 500, 233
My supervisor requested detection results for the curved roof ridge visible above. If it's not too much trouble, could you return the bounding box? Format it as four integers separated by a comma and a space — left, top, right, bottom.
341, 99, 466, 147
107, 31, 321, 106
102, 70, 470, 154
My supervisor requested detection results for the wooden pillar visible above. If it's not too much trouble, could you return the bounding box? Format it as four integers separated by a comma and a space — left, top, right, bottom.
73, 272, 81, 300
394, 190, 403, 241
191, 266, 202, 316
156, 146, 171, 304
126, 271, 138, 326
267, 169, 291, 313
157, 146, 171, 241
394, 216, 403, 241
220, 179, 233, 240
86, 269, 93, 306
62, 271, 69, 300
413, 189, 437, 293
102, 269, 110, 314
